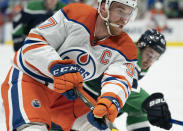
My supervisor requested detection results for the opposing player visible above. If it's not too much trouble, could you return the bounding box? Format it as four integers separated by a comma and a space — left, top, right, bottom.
12, 0, 65, 51
1, 0, 138, 130
82, 29, 172, 131
119, 29, 172, 131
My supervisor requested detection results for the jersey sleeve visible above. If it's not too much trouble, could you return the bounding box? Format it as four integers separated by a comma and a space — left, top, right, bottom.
101, 55, 137, 108
13, 10, 68, 83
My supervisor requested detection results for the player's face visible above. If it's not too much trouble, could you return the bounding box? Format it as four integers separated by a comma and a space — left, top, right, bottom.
141, 47, 160, 70
109, 2, 133, 35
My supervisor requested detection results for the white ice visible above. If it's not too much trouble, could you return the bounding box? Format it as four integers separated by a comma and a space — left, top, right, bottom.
0, 45, 183, 131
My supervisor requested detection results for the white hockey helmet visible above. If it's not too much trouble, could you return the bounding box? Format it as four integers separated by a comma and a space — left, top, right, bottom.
98, 0, 138, 23
97, 0, 138, 35
98, 0, 137, 9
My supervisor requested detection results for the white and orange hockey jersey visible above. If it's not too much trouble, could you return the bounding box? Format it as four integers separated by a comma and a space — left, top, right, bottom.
2, 3, 138, 131
13, 3, 138, 108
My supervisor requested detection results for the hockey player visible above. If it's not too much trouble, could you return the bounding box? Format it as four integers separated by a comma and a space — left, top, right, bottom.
12, 0, 65, 51
82, 29, 172, 131
118, 29, 172, 131
1, 0, 138, 131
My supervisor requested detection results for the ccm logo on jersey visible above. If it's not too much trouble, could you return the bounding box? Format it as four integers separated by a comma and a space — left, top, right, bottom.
149, 98, 165, 107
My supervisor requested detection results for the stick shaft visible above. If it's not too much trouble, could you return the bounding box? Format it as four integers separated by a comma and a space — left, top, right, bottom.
75, 88, 183, 129
170, 118, 183, 126
75, 88, 95, 110
74, 87, 116, 130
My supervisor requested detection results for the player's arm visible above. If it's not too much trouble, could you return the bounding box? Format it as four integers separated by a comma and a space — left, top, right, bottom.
13, 10, 83, 95
87, 60, 136, 130
14, 10, 66, 77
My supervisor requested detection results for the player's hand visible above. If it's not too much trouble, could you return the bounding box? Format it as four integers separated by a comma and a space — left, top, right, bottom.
142, 93, 172, 130
49, 59, 83, 99
87, 92, 122, 130
93, 92, 122, 123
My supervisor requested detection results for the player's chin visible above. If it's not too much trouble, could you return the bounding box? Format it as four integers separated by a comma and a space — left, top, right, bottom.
111, 28, 123, 36
142, 63, 149, 70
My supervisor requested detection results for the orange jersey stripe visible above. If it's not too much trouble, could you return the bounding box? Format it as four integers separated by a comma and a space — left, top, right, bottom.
102, 81, 128, 98
22, 44, 47, 54
25, 60, 48, 77
104, 73, 132, 90
28, 33, 47, 42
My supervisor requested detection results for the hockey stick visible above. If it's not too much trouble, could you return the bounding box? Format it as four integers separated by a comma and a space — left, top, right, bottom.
74, 88, 183, 129
170, 118, 183, 126
74, 87, 119, 130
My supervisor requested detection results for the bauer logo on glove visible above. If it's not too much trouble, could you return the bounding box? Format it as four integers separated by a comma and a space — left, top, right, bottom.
142, 93, 172, 130
149, 97, 165, 107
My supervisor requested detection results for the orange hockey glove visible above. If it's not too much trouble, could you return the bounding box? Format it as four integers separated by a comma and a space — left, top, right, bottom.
93, 92, 123, 123
49, 59, 83, 94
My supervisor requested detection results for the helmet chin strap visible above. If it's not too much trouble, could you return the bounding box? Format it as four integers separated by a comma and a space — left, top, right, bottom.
105, 21, 113, 36
105, 21, 123, 36
98, 4, 113, 36
99, 9, 123, 36
98, 2, 125, 36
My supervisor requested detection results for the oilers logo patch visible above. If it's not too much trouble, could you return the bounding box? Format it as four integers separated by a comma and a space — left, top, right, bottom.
32, 99, 41, 108
60, 49, 96, 81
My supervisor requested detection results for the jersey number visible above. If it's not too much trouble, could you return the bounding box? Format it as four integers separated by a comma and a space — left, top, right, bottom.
126, 63, 135, 77
39, 17, 57, 30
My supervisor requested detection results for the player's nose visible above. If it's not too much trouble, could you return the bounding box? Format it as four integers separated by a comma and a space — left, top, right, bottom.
120, 17, 128, 25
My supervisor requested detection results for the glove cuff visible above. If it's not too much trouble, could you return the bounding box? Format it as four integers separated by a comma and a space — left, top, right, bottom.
100, 92, 123, 108
49, 59, 77, 76
101, 96, 121, 113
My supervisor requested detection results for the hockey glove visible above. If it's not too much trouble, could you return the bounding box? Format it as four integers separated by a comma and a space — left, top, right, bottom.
142, 93, 172, 130
87, 92, 122, 130
49, 59, 83, 100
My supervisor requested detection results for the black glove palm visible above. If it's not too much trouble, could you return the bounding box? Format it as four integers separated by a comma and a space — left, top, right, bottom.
142, 93, 172, 130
